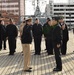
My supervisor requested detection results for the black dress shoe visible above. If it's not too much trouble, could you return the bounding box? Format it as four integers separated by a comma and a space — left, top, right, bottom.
34, 53, 40, 55
48, 53, 53, 55
4, 48, 6, 50
53, 68, 62, 72
29, 67, 32, 69
24, 69, 32, 72
37, 54, 40, 55
62, 54, 66, 55
8, 54, 14, 56
14, 51, 16, 53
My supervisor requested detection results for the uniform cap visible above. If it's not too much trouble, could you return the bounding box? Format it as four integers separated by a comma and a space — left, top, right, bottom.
47, 18, 51, 21
26, 17, 32, 22
58, 16, 64, 20
52, 16, 59, 21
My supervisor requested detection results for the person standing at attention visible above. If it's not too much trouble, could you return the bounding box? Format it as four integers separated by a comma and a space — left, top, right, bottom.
0, 20, 3, 51
43, 18, 50, 51
21, 18, 32, 72
32, 18, 43, 55
43, 18, 53, 55
6, 19, 18, 55
1, 20, 7, 50
59, 16, 69, 55
52, 17, 62, 72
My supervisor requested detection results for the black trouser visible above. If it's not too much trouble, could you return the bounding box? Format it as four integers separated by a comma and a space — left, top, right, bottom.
45, 38, 47, 50
34, 36, 42, 54
14, 39, 16, 50
46, 38, 53, 54
8, 37, 16, 54
61, 41, 67, 55
0, 40, 2, 49
53, 43, 62, 70
2, 39, 6, 49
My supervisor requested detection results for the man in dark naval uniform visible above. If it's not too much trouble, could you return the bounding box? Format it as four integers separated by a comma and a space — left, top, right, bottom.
32, 18, 43, 55
0, 20, 3, 50
59, 17, 69, 55
1, 20, 7, 50
52, 17, 62, 71
6, 19, 18, 55
43, 18, 50, 51
43, 19, 53, 55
